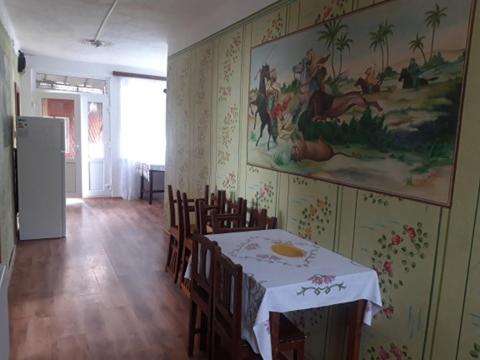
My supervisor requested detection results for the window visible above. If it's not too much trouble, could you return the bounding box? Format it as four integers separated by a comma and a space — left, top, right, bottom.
36, 73, 107, 95
119, 77, 166, 165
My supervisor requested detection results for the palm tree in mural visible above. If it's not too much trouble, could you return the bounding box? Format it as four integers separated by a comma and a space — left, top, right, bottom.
335, 32, 353, 76
380, 20, 394, 69
318, 19, 348, 79
425, 3, 447, 61
409, 33, 428, 65
369, 26, 385, 72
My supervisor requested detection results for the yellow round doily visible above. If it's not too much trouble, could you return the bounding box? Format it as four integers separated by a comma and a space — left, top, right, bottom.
271, 243, 305, 258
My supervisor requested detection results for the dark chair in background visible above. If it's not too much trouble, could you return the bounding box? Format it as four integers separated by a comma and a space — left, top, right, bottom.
165, 185, 181, 282
187, 234, 219, 358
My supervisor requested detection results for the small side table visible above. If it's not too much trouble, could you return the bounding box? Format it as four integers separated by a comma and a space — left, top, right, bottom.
140, 164, 165, 205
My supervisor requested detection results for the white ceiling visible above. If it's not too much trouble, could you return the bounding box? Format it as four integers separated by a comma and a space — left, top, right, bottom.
3, 0, 276, 75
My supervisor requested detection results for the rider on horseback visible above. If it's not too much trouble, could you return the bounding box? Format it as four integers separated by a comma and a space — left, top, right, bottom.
305, 48, 329, 94
364, 65, 380, 93
407, 58, 421, 88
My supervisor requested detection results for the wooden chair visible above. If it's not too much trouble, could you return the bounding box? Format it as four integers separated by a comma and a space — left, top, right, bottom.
179, 191, 197, 293
188, 234, 219, 357
211, 251, 250, 360
165, 185, 181, 282
212, 252, 305, 360
248, 207, 278, 230
165, 184, 211, 284
269, 312, 306, 360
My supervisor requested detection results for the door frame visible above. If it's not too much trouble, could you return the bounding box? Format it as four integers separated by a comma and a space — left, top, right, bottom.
32, 91, 83, 198
81, 94, 112, 198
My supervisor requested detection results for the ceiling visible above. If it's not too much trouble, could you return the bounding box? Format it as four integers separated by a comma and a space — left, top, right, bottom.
3, 0, 276, 74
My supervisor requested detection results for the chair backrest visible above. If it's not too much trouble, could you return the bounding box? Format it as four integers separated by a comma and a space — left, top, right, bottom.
204, 184, 210, 206
191, 234, 219, 308
211, 190, 227, 212
211, 208, 264, 234
176, 190, 185, 238
213, 251, 243, 352
195, 199, 218, 235
168, 185, 177, 227
226, 198, 248, 227
248, 207, 278, 230
182, 192, 196, 238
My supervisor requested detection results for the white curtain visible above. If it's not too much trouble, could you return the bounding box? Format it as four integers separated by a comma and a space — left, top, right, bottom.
119, 77, 166, 200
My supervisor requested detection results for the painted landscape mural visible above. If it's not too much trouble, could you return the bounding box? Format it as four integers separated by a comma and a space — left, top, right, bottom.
247, 0, 474, 206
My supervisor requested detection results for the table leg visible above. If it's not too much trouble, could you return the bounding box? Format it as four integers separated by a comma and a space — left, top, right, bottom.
346, 300, 366, 360
270, 312, 281, 360
140, 173, 144, 200
149, 170, 153, 205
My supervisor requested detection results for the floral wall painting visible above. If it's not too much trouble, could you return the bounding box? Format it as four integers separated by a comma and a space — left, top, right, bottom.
247, 0, 476, 207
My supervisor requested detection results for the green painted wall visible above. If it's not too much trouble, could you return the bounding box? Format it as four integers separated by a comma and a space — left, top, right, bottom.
0, 19, 17, 268
166, 0, 480, 358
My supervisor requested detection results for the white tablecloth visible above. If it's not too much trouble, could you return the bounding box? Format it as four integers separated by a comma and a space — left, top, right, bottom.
205, 229, 382, 360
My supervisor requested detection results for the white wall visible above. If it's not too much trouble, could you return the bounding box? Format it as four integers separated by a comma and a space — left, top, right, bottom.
19, 54, 164, 197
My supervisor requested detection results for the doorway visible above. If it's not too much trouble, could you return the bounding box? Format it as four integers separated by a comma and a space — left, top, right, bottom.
81, 95, 111, 197
35, 93, 82, 198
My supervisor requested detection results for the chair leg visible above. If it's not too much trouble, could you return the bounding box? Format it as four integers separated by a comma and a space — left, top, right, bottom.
174, 239, 184, 284
164, 235, 174, 272
188, 301, 197, 356
199, 312, 208, 351
179, 246, 191, 289
294, 345, 304, 360
210, 331, 216, 360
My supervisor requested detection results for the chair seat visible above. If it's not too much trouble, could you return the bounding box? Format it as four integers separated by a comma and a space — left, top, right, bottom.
279, 314, 306, 343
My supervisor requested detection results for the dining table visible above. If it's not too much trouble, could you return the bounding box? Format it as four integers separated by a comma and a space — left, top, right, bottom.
190, 229, 383, 360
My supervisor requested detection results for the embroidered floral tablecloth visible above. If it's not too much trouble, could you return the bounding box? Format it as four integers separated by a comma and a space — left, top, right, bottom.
206, 229, 382, 360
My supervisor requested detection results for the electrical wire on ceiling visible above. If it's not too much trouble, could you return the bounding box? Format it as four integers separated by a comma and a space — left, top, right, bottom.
82, 0, 119, 48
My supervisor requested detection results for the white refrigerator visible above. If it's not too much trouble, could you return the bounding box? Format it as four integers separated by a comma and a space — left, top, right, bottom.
16, 116, 66, 240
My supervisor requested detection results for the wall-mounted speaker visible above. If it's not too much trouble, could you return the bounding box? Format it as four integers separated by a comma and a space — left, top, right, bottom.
17, 51, 26, 73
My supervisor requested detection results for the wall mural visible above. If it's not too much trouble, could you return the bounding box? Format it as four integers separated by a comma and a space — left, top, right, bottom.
247, 0, 475, 207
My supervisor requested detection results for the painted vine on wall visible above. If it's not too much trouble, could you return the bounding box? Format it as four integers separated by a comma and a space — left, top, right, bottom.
372, 222, 429, 318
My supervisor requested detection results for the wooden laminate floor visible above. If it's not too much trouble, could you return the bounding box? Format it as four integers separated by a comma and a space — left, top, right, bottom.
9, 198, 205, 360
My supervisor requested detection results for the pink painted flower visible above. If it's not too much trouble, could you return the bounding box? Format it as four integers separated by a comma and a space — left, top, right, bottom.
379, 346, 391, 360
308, 274, 336, 285
390, 343, 403, 359
383, 260, 393, 275
406, 227, 417, 240
383, 306, 394, 318
391, 234, 402, 246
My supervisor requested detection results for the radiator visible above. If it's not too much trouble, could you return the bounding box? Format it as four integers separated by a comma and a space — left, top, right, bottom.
0, 265, 9, 360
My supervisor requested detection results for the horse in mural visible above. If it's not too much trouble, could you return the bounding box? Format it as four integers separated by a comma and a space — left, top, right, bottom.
251, 64, 277, 151
306, 90, 383, 123
354, 77, 382, 94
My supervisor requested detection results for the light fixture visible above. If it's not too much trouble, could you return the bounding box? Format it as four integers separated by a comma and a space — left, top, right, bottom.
82, 0, 118, 48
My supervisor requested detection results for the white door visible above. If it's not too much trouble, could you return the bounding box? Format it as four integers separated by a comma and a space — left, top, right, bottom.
81, 95, 111, 197
34, 92, 82, 198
